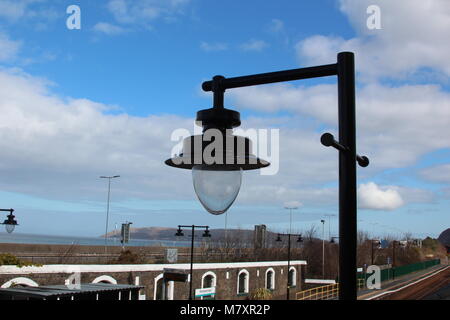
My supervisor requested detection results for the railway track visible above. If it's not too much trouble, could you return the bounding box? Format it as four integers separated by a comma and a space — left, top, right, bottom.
366, 265, 450, 300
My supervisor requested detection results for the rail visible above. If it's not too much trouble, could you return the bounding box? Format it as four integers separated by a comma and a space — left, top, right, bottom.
296, 279, 366, 300
296, 283, 339, 300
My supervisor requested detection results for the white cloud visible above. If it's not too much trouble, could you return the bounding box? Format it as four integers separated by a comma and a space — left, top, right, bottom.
200, 41, 228, 52
93, 22, 127, 35
420, 164, 450, 184
269, 19, 284, 33
240, 39, 269, 52
228, 82, 450, 170
0, 32, 21, 61
296, 0, 450, 80
0, 68, 197, 201
358, 182, 404, 210
0, 0, 59, 23
107, 0, 190, 27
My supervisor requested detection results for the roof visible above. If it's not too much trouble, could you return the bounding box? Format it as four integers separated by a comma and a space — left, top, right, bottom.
0, 283, 143, 299
0, 260, 307, 275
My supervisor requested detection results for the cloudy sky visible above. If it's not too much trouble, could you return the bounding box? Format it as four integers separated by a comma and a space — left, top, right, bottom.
0, 0, 448, 239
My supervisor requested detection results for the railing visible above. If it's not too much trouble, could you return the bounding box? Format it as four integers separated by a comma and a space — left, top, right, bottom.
296, 279, 366, 300
296, 283, 339, 300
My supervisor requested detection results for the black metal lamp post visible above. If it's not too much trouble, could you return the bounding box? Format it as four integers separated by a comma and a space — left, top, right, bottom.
371, 239, 381, 265
330, 236, 340, 244
1, 209, 18, 234
276, 233, 303, 300
175, 225, 211, 300
165, 51, 368, 300
392, 240, 399, 279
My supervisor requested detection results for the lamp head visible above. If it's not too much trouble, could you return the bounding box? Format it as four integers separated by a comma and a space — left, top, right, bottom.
202, 228, 211, 238
175, 227, 184, 237
165, 101, 269, 215
2, 211, 18, 234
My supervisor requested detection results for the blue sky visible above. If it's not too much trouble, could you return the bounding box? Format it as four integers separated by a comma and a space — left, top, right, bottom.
0, 0, 448, 239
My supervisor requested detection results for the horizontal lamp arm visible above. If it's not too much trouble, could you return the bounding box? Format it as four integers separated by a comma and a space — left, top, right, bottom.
202, 64, 338, 91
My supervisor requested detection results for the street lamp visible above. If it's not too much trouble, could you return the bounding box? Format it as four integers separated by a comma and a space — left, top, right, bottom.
165, 76, 270, 215
371, 239, 381, 265
100, 175, 120, 257
165, 52, 369, 300
1, 209, 18, 233
321, 219, 326, 279
284, 203, 299, 234
175, 225, 211, 300
276, 232, 303, 300
330, 236, 340, 244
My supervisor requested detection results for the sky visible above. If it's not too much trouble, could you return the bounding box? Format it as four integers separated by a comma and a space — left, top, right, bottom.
0, 0, 448, 239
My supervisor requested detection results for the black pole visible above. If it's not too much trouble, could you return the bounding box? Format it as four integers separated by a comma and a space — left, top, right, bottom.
287, 234, 291, 300
337, 52, 357, 300
189, 225, 195, 300
371, 241, 374, 265
392, 241, 396, 280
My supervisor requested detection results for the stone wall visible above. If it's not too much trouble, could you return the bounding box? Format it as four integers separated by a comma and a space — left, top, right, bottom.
0, 260, 306, 300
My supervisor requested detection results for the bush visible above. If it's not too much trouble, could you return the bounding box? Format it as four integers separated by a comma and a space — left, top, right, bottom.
249, 288, 273, 300
115, 250, 143, 264
0, 253, 42, 267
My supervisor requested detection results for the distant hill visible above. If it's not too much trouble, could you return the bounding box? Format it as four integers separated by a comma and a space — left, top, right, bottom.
104, 226, 280, 243
438, 228, 450, 246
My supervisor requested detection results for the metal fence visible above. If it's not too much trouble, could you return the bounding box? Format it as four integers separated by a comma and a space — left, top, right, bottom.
296, 283, 339, 300
296, 259, 441, 300
358, 258, 441, 282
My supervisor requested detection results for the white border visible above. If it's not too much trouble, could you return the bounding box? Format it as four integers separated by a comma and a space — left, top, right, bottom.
0, 260, 306, 275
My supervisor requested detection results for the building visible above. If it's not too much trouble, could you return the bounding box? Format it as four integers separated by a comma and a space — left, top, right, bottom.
0, 260, 306, 300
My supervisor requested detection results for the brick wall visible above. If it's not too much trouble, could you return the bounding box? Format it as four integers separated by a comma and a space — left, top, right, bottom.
0, 260, 306, 300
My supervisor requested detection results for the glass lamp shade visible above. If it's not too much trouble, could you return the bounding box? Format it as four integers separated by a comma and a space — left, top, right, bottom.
5, 224, 15, 234
192, 165, 242, 215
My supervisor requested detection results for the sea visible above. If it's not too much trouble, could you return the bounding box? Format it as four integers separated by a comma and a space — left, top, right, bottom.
0, 232, 192, 247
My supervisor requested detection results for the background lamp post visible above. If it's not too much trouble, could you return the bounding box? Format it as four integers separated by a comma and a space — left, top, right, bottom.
276, 232, 303, 300
284, 204, 298, 234
166, 52, 369, 300
100, 175, 120, 258
175, 225, 211, 300
371, 239, 381, 265
1, 209, 18, 233
321, 219, 325, 279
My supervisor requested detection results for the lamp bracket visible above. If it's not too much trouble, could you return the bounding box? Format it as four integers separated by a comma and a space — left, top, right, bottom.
321, 132, 369, 167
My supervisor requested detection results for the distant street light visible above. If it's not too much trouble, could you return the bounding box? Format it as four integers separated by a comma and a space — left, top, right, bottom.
284, 203, 299, 234
371, 239, 381, 265
100, 175, 120, 257
320, 219, 326, 279
1, 209, 18, 233
324, 214, 336, 240
276, 232, 303, 300
175, 225, 211, 300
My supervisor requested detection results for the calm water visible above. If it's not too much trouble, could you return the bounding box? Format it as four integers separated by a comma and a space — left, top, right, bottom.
0, 232, 192, 247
